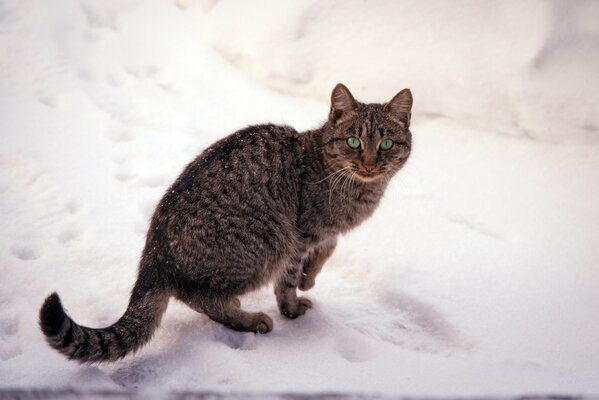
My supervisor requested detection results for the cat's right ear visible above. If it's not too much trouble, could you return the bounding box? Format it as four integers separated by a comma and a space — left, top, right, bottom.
384, 88, 413, 128
330, 83, 357, 124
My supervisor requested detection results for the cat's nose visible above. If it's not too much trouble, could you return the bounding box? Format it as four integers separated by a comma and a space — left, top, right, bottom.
363, 163, 376, 173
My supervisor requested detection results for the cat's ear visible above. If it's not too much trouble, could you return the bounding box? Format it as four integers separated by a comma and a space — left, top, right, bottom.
384, 88, 413, 128
330, 83, 357, 124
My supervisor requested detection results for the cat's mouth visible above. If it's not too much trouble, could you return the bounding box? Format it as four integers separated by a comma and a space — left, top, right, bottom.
354, 169, 385, 182
343, 163, 387, 182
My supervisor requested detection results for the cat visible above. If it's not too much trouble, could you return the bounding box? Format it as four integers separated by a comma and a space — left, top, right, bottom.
39, 83, 413, 363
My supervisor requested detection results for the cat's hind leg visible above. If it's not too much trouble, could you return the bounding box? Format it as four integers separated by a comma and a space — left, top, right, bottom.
275, 262, 313, 319
191, 297, 273, 334
299, 239, 336, 291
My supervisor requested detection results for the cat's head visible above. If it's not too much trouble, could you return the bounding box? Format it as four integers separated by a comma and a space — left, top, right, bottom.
322, 83, 412, 182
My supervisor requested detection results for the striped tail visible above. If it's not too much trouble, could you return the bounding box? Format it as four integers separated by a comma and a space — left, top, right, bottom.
39, 280, 169, 363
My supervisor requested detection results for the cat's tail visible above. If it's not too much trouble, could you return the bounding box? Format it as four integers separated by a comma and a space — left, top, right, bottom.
39, 278, 169, 363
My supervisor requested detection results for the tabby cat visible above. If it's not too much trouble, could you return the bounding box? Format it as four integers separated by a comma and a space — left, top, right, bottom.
39, 83, 413, 363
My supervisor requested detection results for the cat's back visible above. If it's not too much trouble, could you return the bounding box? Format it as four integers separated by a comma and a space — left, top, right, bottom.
143, 124, 304, 295
180, 124, 299, 197
152, 124, 302, 236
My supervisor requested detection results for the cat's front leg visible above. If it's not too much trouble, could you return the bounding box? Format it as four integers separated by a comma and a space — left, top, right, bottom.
299, 238, 337, 291
274, 262, 313, 319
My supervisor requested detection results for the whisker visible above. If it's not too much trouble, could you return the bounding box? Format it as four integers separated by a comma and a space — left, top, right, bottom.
328, 168, 352, 211
340, 171, 351, 200
348, 171, 357, 196
304, 167, 347, 184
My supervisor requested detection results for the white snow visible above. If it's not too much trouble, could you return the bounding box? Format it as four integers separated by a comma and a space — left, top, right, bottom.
1, 0, 598, 396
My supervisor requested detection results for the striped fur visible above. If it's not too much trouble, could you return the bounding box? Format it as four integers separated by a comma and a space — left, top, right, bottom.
39, 84, 413, 363
39, 279, 169, 363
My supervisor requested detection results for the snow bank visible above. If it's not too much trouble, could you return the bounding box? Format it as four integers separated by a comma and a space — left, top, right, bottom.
201, 0, 599, 143
1, 0, 598, 396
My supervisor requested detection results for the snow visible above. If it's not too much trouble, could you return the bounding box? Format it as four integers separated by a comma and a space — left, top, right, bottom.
1, 0, 598, 396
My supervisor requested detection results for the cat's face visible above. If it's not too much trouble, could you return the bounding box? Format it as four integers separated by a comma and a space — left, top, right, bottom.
322, 84, 412, 182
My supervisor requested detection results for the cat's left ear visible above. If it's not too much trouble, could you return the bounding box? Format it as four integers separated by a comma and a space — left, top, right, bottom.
384, 88, 413, 128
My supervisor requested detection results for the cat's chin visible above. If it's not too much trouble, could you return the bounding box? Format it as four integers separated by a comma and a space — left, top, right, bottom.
355, 173, 385, 183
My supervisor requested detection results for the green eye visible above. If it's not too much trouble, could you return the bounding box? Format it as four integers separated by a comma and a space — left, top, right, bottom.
347, 136, 361, 149
380, 139, 394, 150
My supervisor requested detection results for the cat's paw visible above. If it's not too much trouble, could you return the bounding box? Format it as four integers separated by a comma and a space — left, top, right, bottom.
299, 274, 315, 291
250, 312, 273, 334
280, 297, 313, 319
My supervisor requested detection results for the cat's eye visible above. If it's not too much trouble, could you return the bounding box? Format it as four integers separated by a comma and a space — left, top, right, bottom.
380, 139, 394, 150
346, 136, 361, 149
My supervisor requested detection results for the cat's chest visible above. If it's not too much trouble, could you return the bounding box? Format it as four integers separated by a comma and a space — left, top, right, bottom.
299, 182, 384, 238
328, 191, 380, 229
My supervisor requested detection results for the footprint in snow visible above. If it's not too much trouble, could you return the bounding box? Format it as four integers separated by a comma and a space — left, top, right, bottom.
111, 153, 129, 165
10, 244, 41, 261
345, 288, 472, 354
113, 169, 136, 183
110, 362, 158, 388
57, 227, 82, 245
64, 199, 81, 214
210, 325, 258, 351
111, 151, 137, 183
80, 1, 118, 30
326, 268, 472, 355
124, 64, 177, 92
105, 72, 126, 88
0, 296, 23, 361
334, 336, 375, 363
38, 93, 58, 108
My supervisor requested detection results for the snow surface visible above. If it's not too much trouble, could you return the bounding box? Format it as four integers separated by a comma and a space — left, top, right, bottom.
1, 0, 598, 396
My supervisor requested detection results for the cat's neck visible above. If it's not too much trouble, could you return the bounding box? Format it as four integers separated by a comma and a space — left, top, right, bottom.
299, 128, 327, 175
295, 127, 388, 240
